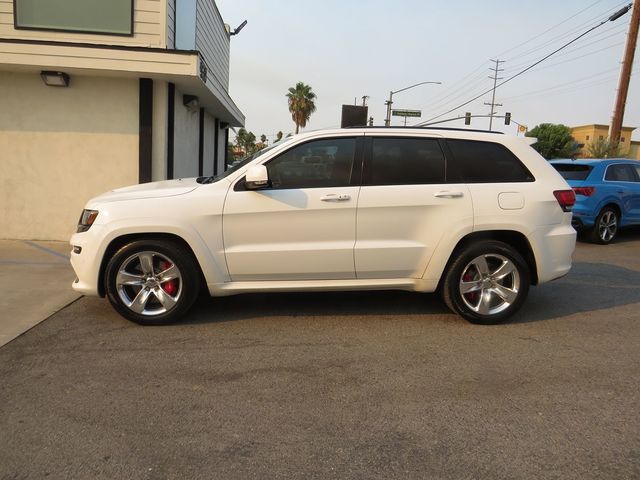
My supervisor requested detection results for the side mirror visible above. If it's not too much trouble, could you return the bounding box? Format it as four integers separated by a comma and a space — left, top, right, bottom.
245, 165, 269, 190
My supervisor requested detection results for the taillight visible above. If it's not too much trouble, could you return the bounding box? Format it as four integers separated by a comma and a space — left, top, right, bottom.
553, 190, 576, 212
573, 186, 595, 197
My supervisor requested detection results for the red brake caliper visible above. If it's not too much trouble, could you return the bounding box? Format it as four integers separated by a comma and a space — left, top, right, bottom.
463, 270, 479, 303
160, 260, 178, 295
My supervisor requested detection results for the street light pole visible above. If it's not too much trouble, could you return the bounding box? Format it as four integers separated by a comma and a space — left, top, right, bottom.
384, 81, 441, 127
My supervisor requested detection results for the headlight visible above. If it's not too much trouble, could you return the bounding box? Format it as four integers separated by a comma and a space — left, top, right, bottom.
77, 209, 99, 232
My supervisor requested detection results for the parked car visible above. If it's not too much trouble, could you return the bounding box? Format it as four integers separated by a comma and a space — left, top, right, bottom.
70, 128, 576, 326
550, 159, 640, 244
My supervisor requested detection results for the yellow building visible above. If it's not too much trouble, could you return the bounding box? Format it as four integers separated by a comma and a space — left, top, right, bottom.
570, 124, 639, 159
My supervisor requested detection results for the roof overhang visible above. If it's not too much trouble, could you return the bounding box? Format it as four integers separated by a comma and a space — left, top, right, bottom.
0, 39, 244, 127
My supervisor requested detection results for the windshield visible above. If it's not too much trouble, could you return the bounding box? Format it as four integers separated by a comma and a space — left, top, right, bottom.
197, 137, 293, 184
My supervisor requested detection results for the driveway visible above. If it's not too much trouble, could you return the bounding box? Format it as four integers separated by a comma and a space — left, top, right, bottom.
1, 233, 639, 479
0, 240, 80, 347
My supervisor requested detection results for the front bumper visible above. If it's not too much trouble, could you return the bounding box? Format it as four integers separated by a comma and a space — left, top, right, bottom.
69, 225, 106, 297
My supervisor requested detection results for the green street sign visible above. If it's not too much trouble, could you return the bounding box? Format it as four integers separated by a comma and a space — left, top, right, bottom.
392, 109, 422, 118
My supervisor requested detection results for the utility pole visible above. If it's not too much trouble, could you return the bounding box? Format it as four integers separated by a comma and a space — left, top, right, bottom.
609, 0, 639, 144
484, 59, 504, 131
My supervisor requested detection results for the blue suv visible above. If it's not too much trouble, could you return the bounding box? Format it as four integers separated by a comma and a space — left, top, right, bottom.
550, 159, 640, 244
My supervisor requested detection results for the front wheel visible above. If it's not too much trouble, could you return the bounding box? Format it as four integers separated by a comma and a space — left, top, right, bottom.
588, 207, 618, 244
105, 239, 200, 325
442, 241, 530, 325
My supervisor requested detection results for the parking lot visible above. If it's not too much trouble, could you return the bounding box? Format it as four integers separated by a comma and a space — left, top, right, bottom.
1, 232, 639, 479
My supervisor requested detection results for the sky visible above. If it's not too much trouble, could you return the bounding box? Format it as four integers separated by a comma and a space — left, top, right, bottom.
217, 0, 639, 142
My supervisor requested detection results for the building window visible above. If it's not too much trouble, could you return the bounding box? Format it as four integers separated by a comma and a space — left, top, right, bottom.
586, 135, 590, 141
14, 0, 133, 36
621, 137, 625, 143
599, 135, 604, 140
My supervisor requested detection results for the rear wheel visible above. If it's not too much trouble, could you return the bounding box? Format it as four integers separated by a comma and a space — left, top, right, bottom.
442, 241, 530, 325
105, 239, 200, 325
588, 207, 618, 244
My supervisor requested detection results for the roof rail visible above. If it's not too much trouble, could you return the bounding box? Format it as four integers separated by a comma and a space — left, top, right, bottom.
341, 126, 503, 134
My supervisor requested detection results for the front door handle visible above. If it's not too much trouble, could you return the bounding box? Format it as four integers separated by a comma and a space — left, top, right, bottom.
320, 194, 351, 202
434, 191, 464, 198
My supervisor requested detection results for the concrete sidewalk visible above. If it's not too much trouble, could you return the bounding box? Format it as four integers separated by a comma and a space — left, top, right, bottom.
0, 240, 80, 347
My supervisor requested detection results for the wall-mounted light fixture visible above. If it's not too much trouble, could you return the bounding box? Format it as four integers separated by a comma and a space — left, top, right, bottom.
40, 71, 70, 87
229, 20, 247, 36
183, 94, 199, 112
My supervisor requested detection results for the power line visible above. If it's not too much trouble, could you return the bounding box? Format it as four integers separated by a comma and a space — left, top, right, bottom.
495, 0, 606, 58
502, 1, 630, 62
415, 3, 633, 127
505, 22, 627, 71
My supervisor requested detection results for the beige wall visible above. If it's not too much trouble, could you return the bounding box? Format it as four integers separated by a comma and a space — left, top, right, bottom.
173, 85, 199, 179
202, 111, 216, 176
571, 124, 636, 158
0, 72, 138, 240
0, 0, 166, 48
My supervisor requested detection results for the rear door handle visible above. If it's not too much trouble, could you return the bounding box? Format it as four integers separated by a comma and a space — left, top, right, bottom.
434, 191, 464, 198
320, 194, 351, 202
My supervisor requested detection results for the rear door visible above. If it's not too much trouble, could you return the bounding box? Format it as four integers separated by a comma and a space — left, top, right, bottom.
354, 135, 473, 279
605, 163, 640, 223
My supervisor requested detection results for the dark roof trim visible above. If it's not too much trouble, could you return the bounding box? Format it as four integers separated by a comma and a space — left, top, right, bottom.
0, 37, 198, 55
343, 126, 503, 134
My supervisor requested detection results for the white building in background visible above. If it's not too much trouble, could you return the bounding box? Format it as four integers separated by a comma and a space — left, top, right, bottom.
0, 0, 244, 240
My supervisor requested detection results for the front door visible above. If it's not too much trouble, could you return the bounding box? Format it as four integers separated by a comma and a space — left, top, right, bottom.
223, 136, 361, 281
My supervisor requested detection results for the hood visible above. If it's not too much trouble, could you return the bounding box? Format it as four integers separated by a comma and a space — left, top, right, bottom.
92, 178, 201, 204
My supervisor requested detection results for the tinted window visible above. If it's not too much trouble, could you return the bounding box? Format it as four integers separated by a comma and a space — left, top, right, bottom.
447, 139, 534, 183
552, 163, 593, 181
266, 138, 356, 189
605, 164, 638, 182
365, 137, 445, 185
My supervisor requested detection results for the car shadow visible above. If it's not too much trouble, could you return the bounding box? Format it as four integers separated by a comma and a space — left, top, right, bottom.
577, 225, 640, 245
512, 261, 640, 323
184, 289, 452, 325
182, 261, 640, 326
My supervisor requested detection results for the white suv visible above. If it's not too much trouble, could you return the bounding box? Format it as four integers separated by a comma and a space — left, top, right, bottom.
70, 128, 576, 325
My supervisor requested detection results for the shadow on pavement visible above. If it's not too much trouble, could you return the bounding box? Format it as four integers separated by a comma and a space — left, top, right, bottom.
182, 261, 640, 326
514, 261, 640, 323
577, 225, 640, 245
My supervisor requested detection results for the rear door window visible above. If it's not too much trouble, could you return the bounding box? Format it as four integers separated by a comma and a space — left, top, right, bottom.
446, 139, 534, 183
552, 164, 593, 181
364, 137, 446, 185
605, 164, 638, 182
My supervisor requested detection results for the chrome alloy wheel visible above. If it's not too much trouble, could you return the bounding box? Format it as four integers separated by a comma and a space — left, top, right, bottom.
597, 210, 617, 243
458, 253, 521, 316
115, 251, 183, 316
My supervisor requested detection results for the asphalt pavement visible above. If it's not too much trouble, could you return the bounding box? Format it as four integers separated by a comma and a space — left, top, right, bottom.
1, 232, 639, 479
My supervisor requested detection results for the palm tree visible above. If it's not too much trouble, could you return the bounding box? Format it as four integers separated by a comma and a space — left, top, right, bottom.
286, 82, 317, 134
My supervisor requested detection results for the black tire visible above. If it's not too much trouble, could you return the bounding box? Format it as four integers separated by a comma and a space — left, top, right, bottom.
442, 240, 530, 325
588, 207, 618, 245
105, 239, 200, 325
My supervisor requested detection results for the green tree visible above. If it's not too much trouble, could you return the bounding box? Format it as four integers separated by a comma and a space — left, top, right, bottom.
286, 82, 317, 134
235, 128, 257, 155
585, 137, 625, 158
525, 123, 578, 159
275, 131, 284, 143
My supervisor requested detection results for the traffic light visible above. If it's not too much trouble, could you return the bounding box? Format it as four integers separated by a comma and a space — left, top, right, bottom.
464, 112, 471, 125
504, 112, 511, 125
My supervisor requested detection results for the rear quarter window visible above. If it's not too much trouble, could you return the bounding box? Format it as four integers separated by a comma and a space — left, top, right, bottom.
552, 164, 593, 181
446, 139, 534, 183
